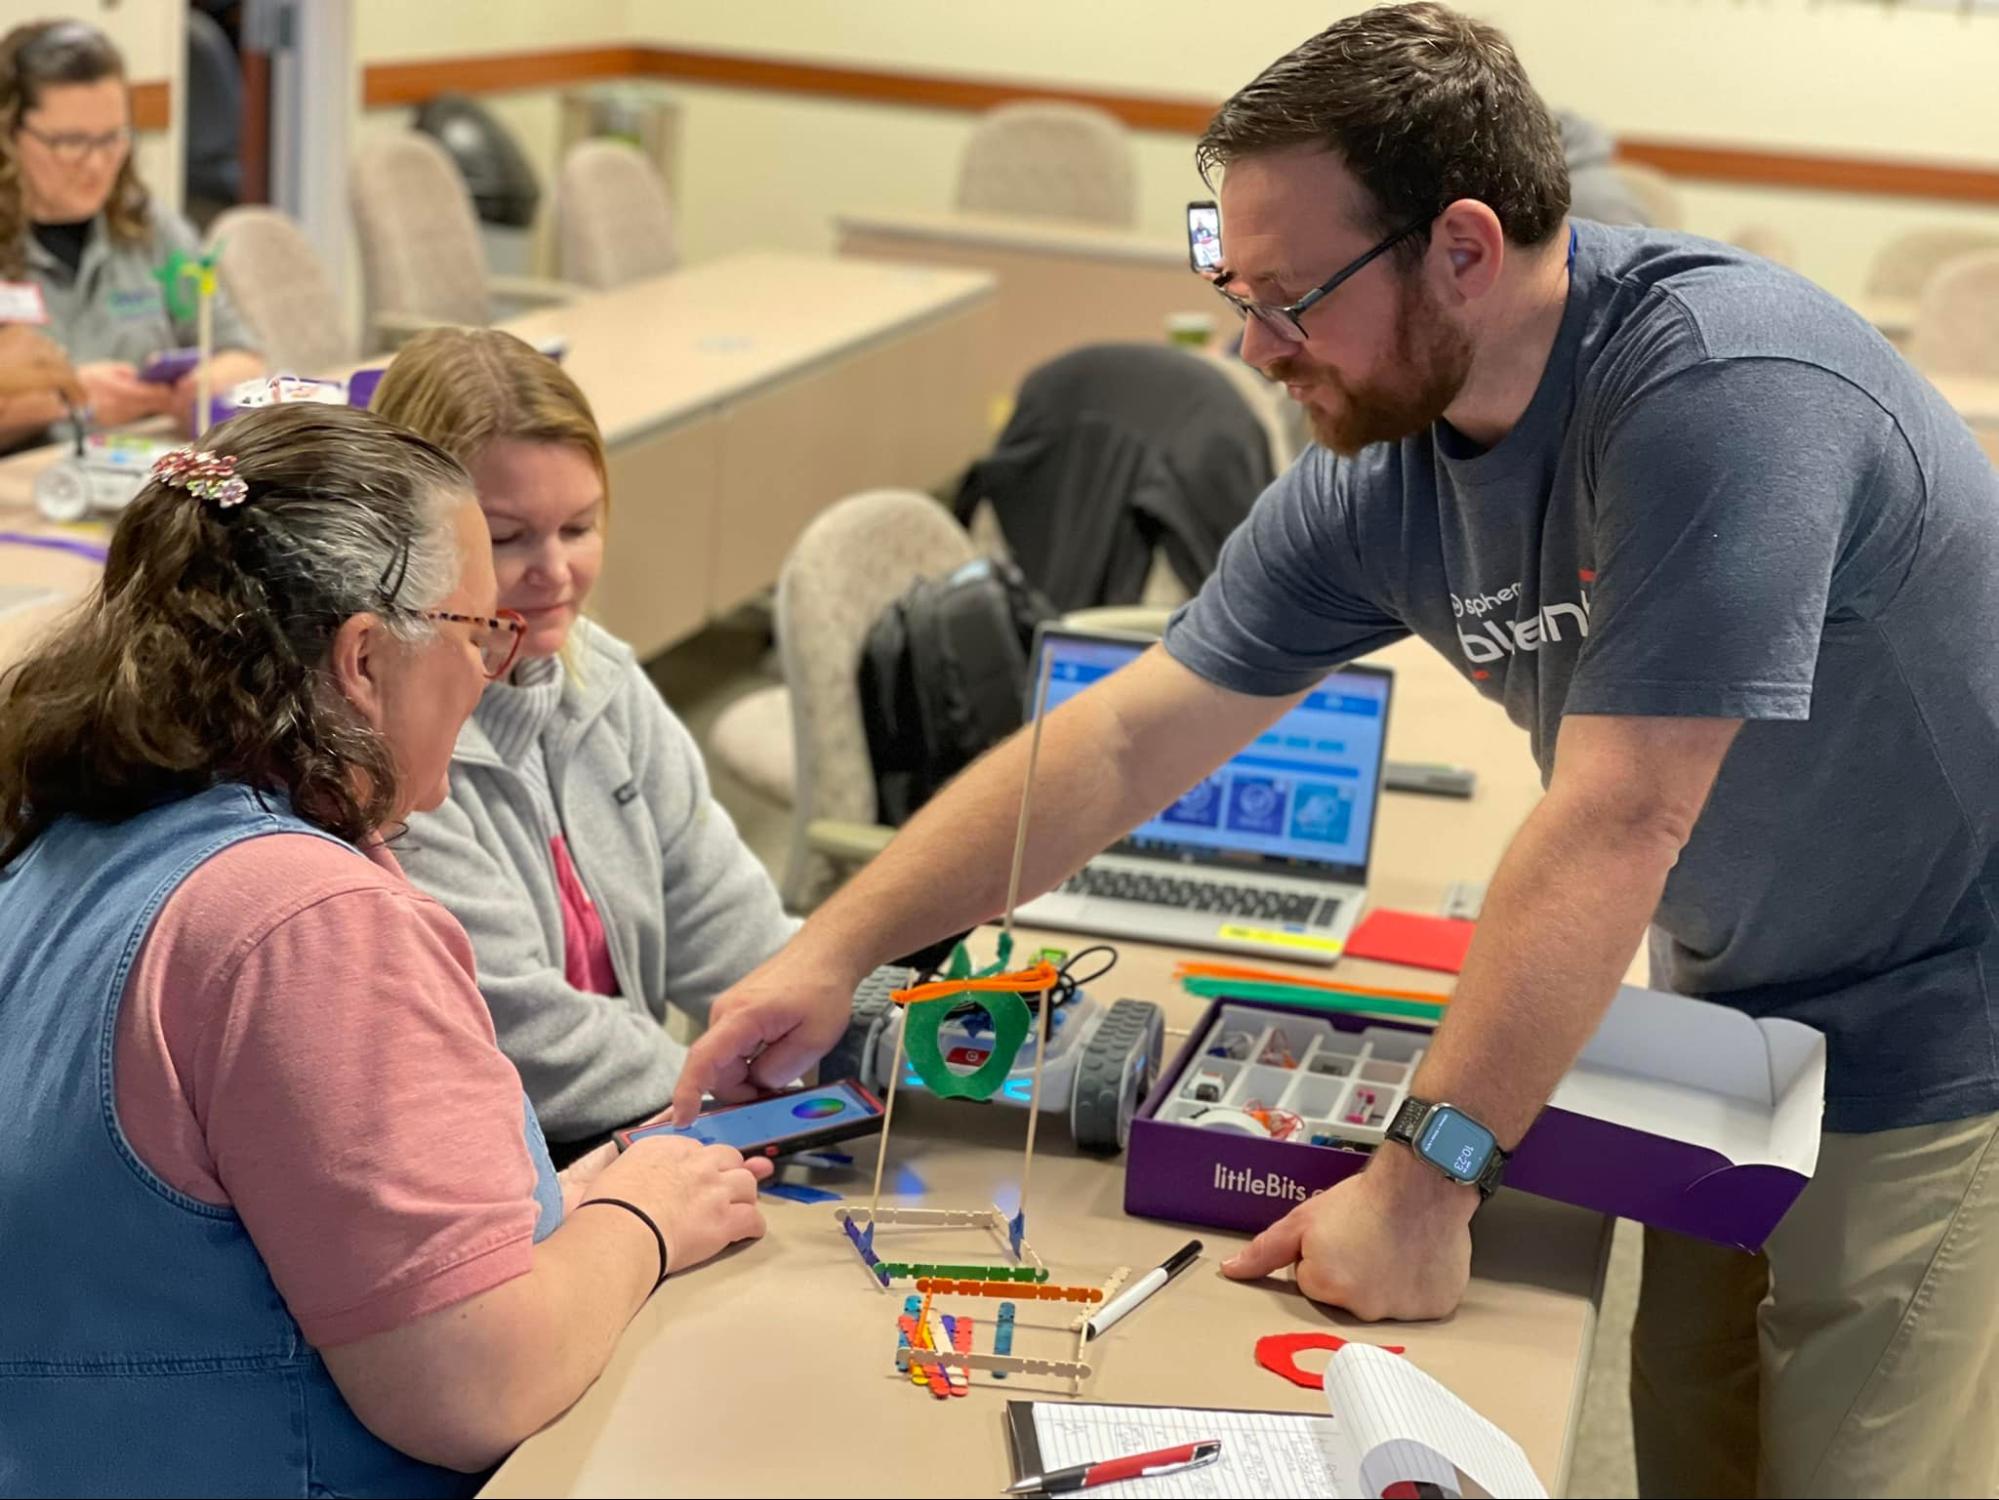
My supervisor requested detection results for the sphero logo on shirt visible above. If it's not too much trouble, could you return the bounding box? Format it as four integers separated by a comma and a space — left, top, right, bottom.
1451, 573, 1593, 668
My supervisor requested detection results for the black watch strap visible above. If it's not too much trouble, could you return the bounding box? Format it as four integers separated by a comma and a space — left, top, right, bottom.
1385, 1096, 1510, 1198
1386, 1095, 1428, 1148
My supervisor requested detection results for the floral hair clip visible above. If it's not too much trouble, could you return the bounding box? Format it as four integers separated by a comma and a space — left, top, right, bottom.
151, 447, 249, 508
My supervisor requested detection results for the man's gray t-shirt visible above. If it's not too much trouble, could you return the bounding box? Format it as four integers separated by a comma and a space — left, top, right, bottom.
1165, 219, 1999, 1134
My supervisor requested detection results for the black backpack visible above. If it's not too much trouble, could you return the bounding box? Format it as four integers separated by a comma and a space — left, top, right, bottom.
858, 558, 1058, 827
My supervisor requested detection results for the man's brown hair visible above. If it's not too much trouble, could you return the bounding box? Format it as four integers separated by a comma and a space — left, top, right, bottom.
1197, 3, 1570, 255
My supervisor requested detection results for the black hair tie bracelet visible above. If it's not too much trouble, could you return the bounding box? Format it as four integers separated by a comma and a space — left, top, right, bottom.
574, 1197, 670, 1289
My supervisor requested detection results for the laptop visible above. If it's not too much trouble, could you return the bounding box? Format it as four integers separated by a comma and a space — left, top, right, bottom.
1014, 626, 1393, 965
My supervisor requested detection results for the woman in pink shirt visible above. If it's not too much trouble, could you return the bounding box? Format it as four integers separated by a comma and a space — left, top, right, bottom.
0, 402, 770, 1496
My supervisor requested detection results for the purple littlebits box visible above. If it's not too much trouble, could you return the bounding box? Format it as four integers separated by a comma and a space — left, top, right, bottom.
1126, 986, 1826, 1251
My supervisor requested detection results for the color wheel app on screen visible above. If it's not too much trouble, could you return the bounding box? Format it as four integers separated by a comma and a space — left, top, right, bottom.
792, 1097, 847, 1120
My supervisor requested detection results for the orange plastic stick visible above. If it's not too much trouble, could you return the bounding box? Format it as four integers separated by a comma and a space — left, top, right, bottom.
890, 961, 1062, 1007
915, 1277, 1102, 1302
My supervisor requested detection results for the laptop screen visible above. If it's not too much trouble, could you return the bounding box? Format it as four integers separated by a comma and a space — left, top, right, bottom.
1031, 628, 1392, 881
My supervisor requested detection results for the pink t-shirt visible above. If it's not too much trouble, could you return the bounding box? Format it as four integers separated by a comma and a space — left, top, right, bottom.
113, 833, 545, 1348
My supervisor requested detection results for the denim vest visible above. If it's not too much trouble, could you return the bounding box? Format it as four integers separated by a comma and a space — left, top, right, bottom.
0, 785, 564, 1497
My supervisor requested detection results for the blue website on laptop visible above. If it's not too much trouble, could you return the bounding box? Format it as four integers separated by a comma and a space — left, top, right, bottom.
1033, 631, 1392, 876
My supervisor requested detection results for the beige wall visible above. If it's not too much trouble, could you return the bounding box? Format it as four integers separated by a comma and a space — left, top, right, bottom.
632, 0, 1999, 300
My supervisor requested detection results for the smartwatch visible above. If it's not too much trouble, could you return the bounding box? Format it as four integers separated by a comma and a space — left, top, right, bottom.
1385, 1097, 1510, 1198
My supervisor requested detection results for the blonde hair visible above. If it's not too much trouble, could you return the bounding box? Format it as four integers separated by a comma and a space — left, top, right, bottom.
370, 326, 609, 504
372, 328, 610, 674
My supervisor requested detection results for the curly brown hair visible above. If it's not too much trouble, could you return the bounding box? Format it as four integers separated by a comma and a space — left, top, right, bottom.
0, 403, 473, 866
1197, 2, 1569, 260
0, 19, 151, 279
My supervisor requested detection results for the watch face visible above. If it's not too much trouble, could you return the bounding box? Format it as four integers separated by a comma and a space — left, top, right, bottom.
1417, 1106, 1498, 1184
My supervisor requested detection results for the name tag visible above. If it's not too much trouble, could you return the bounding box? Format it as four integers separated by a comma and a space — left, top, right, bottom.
0, 281, 49, 324
106, 286, 163, 320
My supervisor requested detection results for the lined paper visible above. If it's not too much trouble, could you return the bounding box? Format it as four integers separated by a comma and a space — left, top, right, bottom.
1330, 1345, 1547, 1499
1020, 1347, 1546, 1499
1030, 1403, 1354, 1499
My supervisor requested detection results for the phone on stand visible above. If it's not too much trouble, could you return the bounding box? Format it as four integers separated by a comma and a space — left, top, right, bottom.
615, 1079, 886, 1158
1187, 201, 1224, 274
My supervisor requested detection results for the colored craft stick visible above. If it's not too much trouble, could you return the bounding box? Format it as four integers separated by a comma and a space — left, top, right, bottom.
898, 1315, 928, 1388
914, 1277, 1102, 1302
994, 1302, 1016, 1379
889, 960, 1059, 1007
896, 1296, 922, 1376
937, 1315, 969, 1395
926, 1311, 963, 1395
880, 1261, 1051, 1282
1173, 960, 1450, 1006
1179, 977, 1447, 1021
912, 1293, 949, 1397
842, 1215, 890, 1284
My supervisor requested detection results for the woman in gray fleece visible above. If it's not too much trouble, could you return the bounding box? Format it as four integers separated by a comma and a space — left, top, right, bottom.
375, 329, 797, 1159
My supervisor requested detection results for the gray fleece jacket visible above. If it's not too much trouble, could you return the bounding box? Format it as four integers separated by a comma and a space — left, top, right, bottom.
397, 618, 796, 1141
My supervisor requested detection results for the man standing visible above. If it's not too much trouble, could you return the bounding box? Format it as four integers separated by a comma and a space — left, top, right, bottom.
680, 6, 1999, 1493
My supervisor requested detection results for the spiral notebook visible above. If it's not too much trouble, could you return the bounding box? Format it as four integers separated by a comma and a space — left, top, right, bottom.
1004, 1345, 1545, 1499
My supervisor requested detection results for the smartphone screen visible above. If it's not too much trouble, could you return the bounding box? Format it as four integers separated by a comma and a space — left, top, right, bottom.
619, 1080, 883, 1154
1187, 202, 1224, 273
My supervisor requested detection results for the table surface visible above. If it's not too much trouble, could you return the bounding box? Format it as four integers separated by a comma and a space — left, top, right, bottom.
0, 453, 104, 671
495, 251, 994, 447
837, 207, 1190, 267
483, 635, 1618, 1499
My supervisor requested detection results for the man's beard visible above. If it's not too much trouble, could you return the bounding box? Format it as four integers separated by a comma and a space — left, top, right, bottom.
1267, 278, 1473, 456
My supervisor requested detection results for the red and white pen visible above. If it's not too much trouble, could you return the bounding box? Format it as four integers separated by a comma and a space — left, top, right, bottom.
1004, 1438, 1223, 1495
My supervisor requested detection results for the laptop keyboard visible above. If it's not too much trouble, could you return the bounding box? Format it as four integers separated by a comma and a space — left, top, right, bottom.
1060, 867, 1340, 927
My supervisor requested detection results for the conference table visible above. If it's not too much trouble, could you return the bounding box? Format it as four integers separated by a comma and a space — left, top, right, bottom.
0, 251, 999, 669
837, 208, 1215, 416
494, 252, 996, 659
0, 465, 101, 671
481, 634, 1619, 1500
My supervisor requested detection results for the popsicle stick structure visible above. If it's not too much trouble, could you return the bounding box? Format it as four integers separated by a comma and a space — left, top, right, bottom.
844, 648, 1137, 1397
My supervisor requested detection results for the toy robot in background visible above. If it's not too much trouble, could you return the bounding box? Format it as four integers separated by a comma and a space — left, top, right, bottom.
32, 429, 182, 523
32, 374, 345, 524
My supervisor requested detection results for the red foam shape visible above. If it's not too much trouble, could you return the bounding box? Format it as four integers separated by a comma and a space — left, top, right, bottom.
1254, 1331, 1407, 1390
1343, 910, 1476, 974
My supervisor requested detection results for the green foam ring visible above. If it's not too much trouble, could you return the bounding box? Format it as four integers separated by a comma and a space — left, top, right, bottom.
901, 990, 1031, 1100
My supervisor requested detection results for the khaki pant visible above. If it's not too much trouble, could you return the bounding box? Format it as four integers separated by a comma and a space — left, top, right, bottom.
1630, 1111, 1999, 1498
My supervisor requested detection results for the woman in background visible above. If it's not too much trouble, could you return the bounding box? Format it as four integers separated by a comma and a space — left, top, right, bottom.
0, 18, 262, 446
